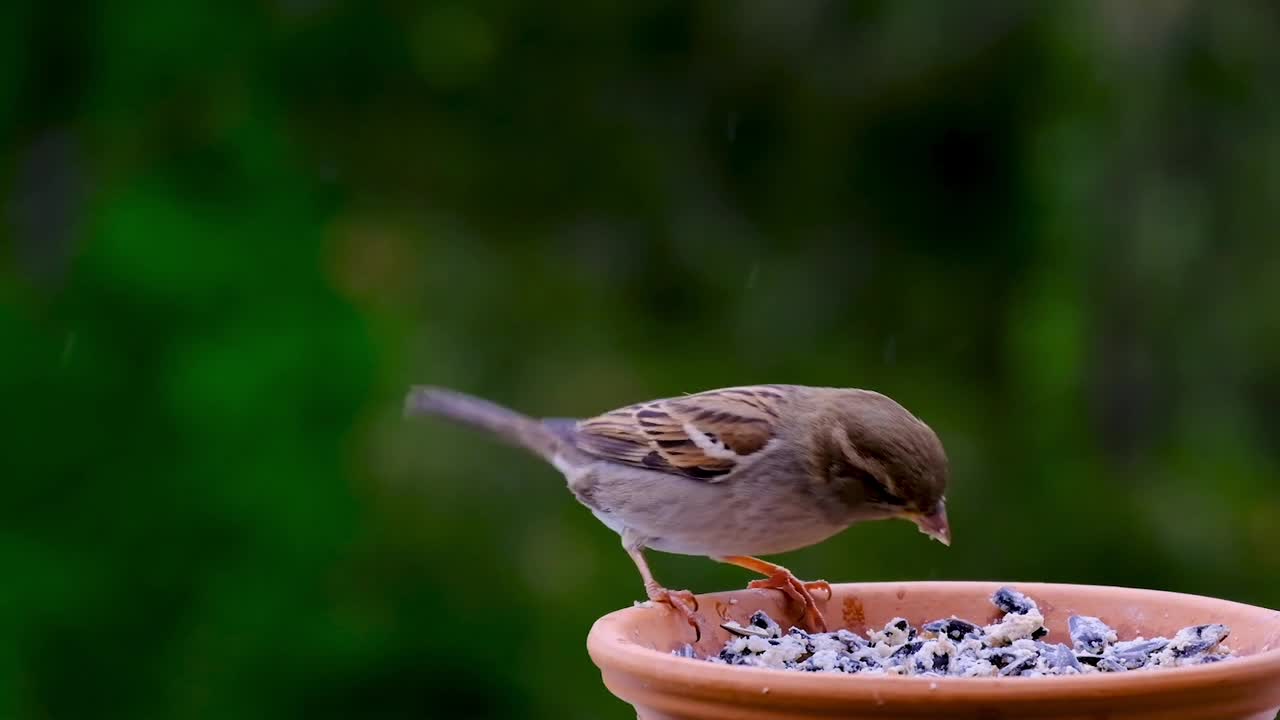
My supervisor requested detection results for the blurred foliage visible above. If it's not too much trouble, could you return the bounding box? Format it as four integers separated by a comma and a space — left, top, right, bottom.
4, 1, 1280, 718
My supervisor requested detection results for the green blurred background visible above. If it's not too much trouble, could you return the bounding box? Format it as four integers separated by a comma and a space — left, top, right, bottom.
4, 1, 1280, 718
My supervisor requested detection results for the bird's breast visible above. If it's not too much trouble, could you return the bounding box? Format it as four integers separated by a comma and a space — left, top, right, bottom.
562, 460, 849, 557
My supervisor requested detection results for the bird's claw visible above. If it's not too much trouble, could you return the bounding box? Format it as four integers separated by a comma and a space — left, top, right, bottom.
662, 588, 699, 613
651, 588, 703, 641
748, 569, 829, 633
804, 578, 833, 601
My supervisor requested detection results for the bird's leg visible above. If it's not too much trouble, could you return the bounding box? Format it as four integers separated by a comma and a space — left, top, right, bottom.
716, 555, 830, 633
623, 539, 702, 640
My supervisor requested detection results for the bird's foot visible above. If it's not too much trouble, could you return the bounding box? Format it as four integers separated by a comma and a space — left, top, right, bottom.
747, 569, 829, 633
802, 578, 833, 600
646, 586, 703, 641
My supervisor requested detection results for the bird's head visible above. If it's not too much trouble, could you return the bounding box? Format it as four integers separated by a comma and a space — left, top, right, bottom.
816, 390, 951, 546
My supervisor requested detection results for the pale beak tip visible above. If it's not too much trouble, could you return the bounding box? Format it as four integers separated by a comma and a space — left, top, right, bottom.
911, 505, 951, 547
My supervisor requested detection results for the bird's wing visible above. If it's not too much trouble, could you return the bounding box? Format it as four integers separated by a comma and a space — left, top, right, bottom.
572, 385, 791, 481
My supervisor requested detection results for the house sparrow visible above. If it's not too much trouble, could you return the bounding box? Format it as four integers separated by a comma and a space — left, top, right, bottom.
404, 384, 950, 635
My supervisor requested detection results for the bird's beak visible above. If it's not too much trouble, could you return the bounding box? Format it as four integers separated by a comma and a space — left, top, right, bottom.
907, 503, 951, 546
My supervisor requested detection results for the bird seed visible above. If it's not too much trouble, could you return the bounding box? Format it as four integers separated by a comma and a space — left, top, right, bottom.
682, 586, 1234, 677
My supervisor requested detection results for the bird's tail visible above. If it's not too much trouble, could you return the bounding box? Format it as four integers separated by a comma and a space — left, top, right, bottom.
404, 386, 562, 462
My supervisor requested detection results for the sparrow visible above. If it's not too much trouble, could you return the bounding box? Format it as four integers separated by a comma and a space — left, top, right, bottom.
404, 384, 950, 635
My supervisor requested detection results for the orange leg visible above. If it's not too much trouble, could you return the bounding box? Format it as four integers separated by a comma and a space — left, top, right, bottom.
717, 555, 831, 633
626, 547, 702, 640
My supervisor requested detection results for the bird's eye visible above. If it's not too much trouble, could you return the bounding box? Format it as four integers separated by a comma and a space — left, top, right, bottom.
863, 480, 906, 507
830, 459, 905, 507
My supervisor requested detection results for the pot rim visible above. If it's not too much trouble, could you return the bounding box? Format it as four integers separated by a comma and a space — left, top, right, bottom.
587, 580, 1280, 705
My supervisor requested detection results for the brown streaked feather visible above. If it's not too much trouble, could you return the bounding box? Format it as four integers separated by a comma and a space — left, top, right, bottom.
573, 386, 791, 481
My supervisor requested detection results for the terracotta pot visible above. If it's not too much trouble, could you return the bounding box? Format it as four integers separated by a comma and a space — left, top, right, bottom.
586, 581, 1280, 719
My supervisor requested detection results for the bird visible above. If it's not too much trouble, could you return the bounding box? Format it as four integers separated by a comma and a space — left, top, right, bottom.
404, 384, 950, 636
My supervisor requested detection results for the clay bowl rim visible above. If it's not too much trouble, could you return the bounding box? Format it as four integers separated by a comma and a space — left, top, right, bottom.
587, 580, 1280, 703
